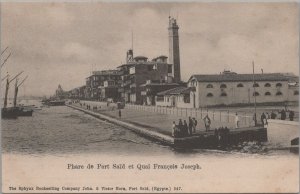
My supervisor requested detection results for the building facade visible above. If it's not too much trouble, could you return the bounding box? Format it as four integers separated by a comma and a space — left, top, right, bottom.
118, 54, 173, 105
99, 80, 120, 102
187, 71, 299, 108
156, 87, 195, 108
85, 70, 121, 101
154, 71, 299, 108
140, 81, 179, 105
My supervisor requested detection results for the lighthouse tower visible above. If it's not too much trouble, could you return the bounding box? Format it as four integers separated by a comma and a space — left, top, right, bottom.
168, 16, 181, 83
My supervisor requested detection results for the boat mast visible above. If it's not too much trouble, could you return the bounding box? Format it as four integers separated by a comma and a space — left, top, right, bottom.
3, 76, 10, 108
1, 53, 11, 69
13, 78, 18, 107
13, 75, 28, 107
3, 71, 24, 108
1, 46, 9, 56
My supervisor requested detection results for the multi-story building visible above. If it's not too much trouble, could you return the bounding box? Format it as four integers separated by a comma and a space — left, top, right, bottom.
68, 85, 87, 99
85, 70, 121, 100
118, 54, 173, 104
116, 17, 182, 105
99, 80, 120, 102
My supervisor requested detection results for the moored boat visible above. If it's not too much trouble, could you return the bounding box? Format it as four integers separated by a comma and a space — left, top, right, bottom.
1, 107, 18, 119
48, 100, 65, 106
16, 107, 33, 116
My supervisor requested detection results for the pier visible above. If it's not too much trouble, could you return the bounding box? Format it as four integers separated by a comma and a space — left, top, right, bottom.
67, 103, 267, 148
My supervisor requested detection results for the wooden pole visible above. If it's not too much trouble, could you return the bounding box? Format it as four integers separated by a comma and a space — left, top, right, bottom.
13, 78, 18, 107
3, 78, 9, 108
252, 61, 257, 126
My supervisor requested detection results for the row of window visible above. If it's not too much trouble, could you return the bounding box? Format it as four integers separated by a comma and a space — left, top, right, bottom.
206, 83, 283, 89
206, 91, 294, 97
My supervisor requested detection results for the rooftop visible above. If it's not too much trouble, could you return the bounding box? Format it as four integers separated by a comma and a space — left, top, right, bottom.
189, 73, 297, 82
134, 56, 148, 60
157, 87, 194, 96
117, 61, 171, 68
140, 82, 179, 87
152, 55, 168, 61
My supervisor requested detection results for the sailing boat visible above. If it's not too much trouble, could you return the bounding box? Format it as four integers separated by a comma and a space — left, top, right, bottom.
13, 76, 33, 117
1, 72, 23, 119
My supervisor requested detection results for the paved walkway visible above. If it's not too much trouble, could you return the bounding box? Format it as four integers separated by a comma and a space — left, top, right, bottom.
72, 102, 241, 136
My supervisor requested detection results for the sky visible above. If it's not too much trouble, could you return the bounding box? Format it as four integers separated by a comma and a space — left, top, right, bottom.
0, 2, 299, 97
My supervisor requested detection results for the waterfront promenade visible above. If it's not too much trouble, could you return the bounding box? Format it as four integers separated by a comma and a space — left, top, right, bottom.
71, 100, 266, 132
68, 102, 267, 148
71, 102, 240, 136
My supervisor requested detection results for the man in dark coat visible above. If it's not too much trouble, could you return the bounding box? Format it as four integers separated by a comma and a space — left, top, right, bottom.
280, 109, 286, 120
178, 119, 183, 137
289, 111, 295, 121
271, 111, 277, 119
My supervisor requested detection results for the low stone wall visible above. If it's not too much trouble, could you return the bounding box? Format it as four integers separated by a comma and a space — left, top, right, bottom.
267, 119, 299, 147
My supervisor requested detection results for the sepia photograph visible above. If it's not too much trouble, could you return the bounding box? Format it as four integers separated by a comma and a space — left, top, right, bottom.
1, 1, 299, 193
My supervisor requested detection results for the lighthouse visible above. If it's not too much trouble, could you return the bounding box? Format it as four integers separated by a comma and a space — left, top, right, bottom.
168, 16, 181, 83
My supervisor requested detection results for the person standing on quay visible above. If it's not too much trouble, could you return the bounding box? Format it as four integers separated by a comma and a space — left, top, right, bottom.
172, 121, 176, 137
289, 111, 295, 121
271, 111, 277, 119
192, 117, 197, 133
203, 115, 211, 132
188, 117, 193, 135
183, 120, 189, 136
178, 119, 183, 137
261, 112, 266, 126
266, 112, 270, 119
280, 109, 286, 120
235, 113, 239, 129
118, 109, 122, 118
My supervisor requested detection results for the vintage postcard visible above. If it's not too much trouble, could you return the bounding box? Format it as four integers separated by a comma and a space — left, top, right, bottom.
1, 1, 299, 193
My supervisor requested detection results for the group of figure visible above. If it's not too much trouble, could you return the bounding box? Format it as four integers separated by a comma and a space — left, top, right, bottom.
172, 117, 198, 137
277, 109, 295, 121
260, 109, 295, 126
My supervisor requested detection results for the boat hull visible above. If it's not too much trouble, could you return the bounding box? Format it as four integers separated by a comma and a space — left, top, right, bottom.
17, 108, 33, 116
48, 101, 65, 106
1, 107, 18, 119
